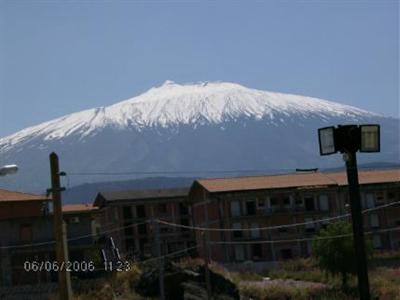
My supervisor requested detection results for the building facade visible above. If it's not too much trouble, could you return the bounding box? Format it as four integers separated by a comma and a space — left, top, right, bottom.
0, 189, 53, 286
0, 188, 101, 286
189, 169, 400, 264
93, 188, 196, 260
62, 204, 102, 270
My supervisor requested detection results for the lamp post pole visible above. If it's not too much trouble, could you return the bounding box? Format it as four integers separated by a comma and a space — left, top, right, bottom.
318, 124, 378, 300
344, 151, 370, 300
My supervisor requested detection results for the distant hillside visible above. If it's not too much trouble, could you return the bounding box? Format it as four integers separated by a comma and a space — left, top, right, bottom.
62, 176, 195, 204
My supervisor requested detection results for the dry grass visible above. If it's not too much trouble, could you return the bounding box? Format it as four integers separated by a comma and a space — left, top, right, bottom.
70, 252, 400, 300
260, 253, 400, 300
72, 264, 146, 300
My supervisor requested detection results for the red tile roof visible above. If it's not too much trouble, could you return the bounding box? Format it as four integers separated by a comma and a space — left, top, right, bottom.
0, 189, 49, 202
328, 169, 400, 186
195, 169, 400, 193
62, 203, 98, 214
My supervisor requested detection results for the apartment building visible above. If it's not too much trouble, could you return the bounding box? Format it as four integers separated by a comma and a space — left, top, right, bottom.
62, 204, 102, 268
93, 188, 195, 259
189, 169, 400, 264
0, 189, 52, 286
0, 187, 102, 286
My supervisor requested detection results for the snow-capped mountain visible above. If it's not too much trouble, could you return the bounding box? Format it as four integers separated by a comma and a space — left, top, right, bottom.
0, 81, 398, 193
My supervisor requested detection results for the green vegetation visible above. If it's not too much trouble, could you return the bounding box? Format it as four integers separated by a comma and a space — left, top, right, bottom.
312, 221, 372, 291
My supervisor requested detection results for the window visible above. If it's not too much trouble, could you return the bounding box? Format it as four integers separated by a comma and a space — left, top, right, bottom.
376, 192, 385, 205
387, 192, 395, 200
252, 244, 262, 259
179, 203, 189, 215
136, 205, 146, 218
20, 224, 32, 242
280, 248, 293, 260
283, 197, 292, 208
270, 197, 278, 206
304, 196, 315, 211
372, 235, 382, 249
69, 216, 80, 223
306, 241, 313, 255
124, 225, 134, 237
305, 218, 315, 233
114, 207, 119, 221
160, 226, 170, 233
234, 245, 245, 261
257, 198, 265, 208
250, 223, 260, 238
233, 223, 242, 238
231, 201, 240, 217
370, 214, 379, 228
157, 203, 167, 214
295, 198, 304, 207
123, 206, 132, 220
364, 193, 375, 209
180, 218, 190, 232
125, 238, 135, 253
139, 238, 147, 253
246, 201, 256, 215
321, 219, 329, 230
319, 195, 329, 211
95, 225, 101, 237
138, 223, 147, 235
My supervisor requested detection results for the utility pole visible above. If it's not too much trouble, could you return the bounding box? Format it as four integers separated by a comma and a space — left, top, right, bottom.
344, 151, 370, 300
202, 232, 212, 300
154, 220, 165, 300
49, 152, 72, 300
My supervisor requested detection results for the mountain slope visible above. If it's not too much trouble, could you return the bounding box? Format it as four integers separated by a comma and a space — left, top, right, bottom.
0, 81, 398, 194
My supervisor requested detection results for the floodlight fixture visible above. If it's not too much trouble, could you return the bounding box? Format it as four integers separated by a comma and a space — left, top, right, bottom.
360, 124, 380, 153
318, 126, 336, 155
317, 124, 380, 156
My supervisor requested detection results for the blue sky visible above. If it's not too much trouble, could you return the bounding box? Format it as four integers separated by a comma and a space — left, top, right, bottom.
0, 1, 398, 137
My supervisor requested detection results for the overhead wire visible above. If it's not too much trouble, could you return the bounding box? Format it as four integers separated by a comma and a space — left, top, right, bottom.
65, 167, 325, 176
209, 226, 400, 245
2, 200, 398, 250
0, 220, 150, 250
156, 200, 400, 232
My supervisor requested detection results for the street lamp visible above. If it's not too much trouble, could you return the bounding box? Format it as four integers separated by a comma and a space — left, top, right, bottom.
318, 124, 380, 300
0, 164, 18, 176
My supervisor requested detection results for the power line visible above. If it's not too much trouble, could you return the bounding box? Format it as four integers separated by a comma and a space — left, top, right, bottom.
0, 240, 56, 250
0, 220, 149, 250
2, 200, 398, 250
135, 245, 199, 266
209, 226, 400, 245
156, 200, 400, 232
65, 168, 307, 176
58, 165, 398, 177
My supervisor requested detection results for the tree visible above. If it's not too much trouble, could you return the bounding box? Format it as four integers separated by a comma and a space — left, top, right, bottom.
312, 221, 372, 291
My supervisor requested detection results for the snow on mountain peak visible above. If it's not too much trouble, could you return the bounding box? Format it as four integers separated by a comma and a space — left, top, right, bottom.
0, 81, 377, 149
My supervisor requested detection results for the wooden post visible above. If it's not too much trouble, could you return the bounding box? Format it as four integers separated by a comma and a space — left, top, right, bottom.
202, 232, 212, 300
154, 220, 165, 300
49, 152, 72, 300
